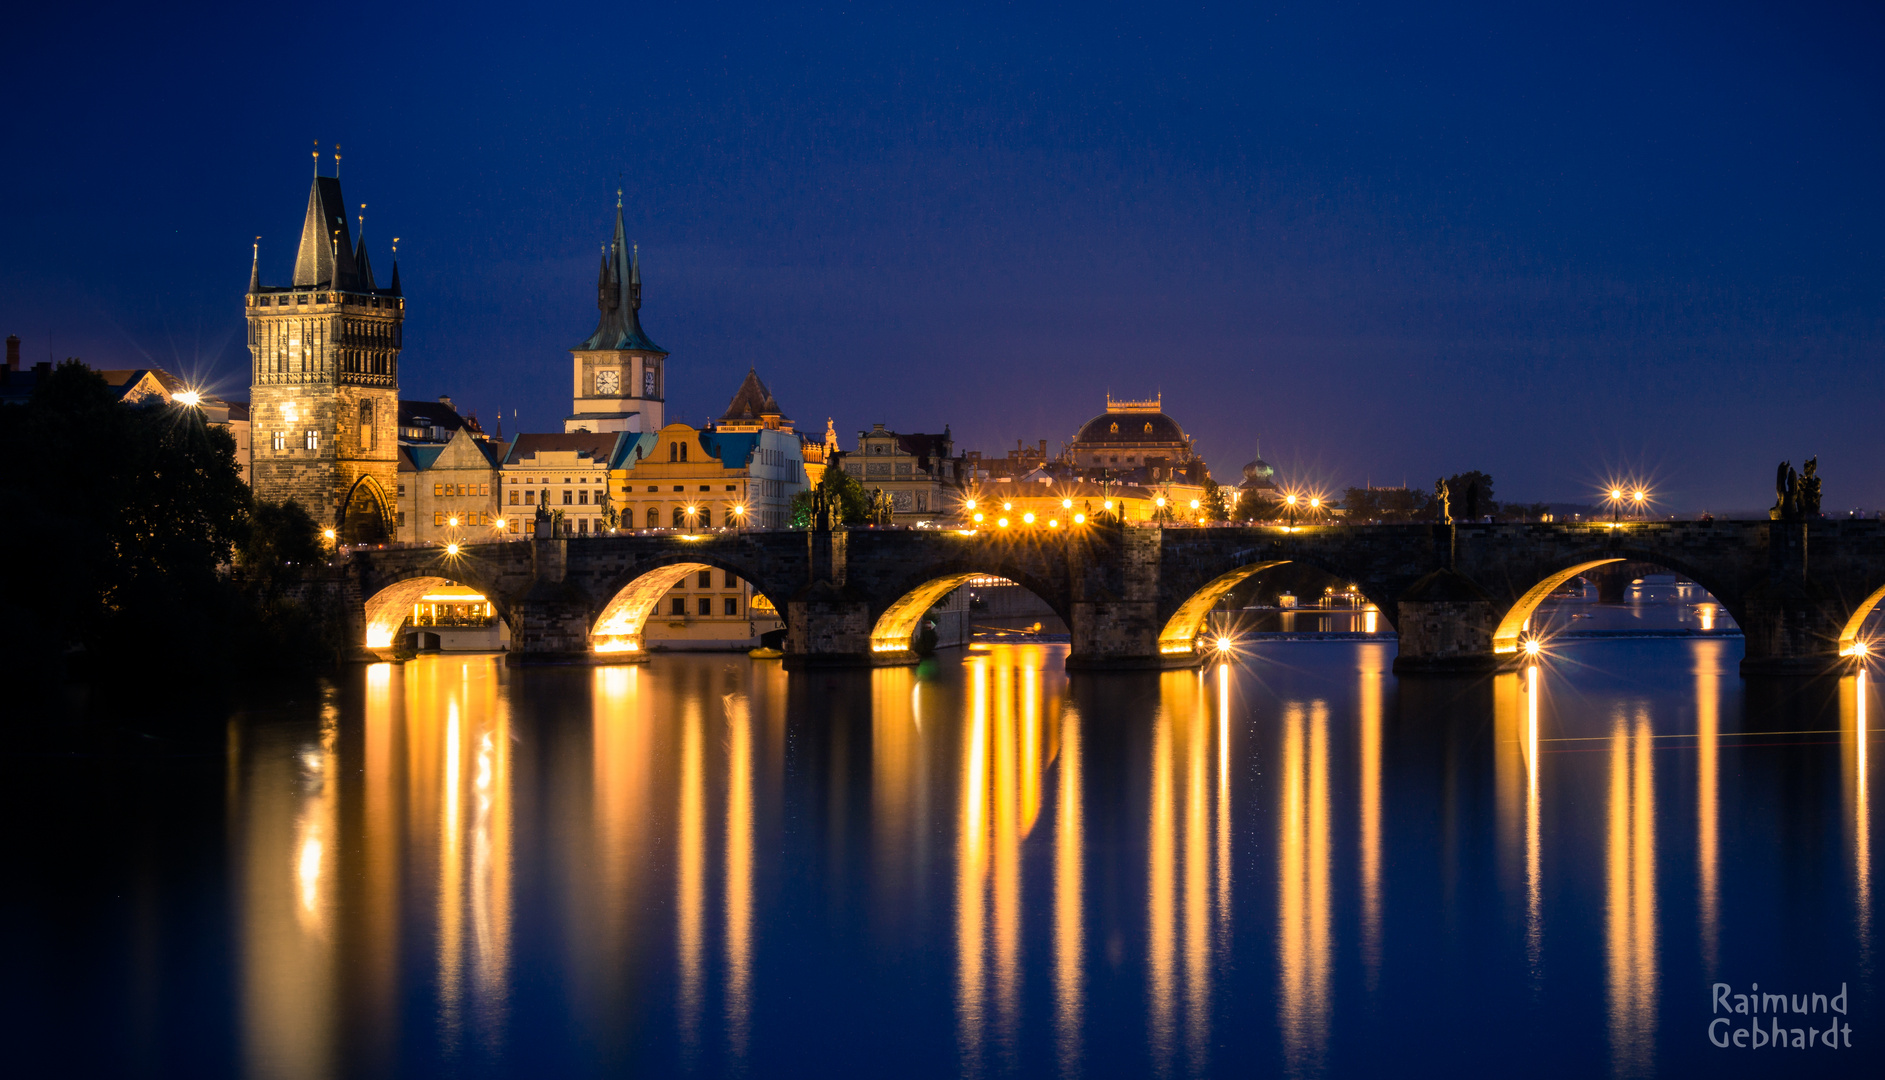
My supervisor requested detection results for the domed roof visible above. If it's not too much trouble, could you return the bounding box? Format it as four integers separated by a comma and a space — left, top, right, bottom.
1242, 446, 1274, 482
1073, 410, 1188, 445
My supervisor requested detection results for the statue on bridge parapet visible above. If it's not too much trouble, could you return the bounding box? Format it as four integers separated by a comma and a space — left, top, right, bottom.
1434, 478, 1451, 524
1771, 458, 1821, 520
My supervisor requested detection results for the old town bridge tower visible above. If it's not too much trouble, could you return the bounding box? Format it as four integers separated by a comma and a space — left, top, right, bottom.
245, 165, 402, 542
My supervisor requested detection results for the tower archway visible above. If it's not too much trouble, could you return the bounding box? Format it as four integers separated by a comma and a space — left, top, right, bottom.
340, 475, 392, 545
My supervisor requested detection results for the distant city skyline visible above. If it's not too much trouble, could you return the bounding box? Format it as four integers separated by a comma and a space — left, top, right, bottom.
4, 3, 1880, 512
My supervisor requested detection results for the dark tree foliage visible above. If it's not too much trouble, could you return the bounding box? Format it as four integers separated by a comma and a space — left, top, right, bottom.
789, 463, 876, 527
0, 362, 337, 691
1445, 471, 1497, 521
1341, 486, 1430, 522
1200, 477, 1229, 523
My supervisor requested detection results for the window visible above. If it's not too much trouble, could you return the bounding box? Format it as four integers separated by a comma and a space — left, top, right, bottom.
646, 508, 659, 528
304, 429, 319, 451
434, 511, 443, 526
697, 570, 712, 588
359, 401, 375, 450
271, 431, 285, 451
563, 478, 571, 485
1110, 422, 1119, 434
594, 490, 605, 503
672, 485, 683, 492
562, 490, 573, 505
669, 443, 678, 462
525, 490, 534, 504
699, 484, 710, 492
480, 484, 490, 496
725, 484, 737, 491
646, 485, 658, 492
578, 490, 589, 505
698, 598, 712, 617
1144, 422, 1154, 434
397, 484, 406, 497
724, 570, 737, 588
724, 597, 739, 616
510, 491, 519, 505
670, 598, 686, 616
578, 519, 588, 534
434, 483, 443, 497
672, 507, 685, 529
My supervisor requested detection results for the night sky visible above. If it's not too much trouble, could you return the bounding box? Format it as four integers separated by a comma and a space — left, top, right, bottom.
5, 2, 1880, 512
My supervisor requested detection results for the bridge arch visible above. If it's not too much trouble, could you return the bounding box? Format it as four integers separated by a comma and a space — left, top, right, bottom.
362, 567, 509, 649
1489, 549, 1743, 655
869, 561, 1071, 655
1154, 554, 1392, 655
590, 553, 789, 655
1834, 581, 1885, 655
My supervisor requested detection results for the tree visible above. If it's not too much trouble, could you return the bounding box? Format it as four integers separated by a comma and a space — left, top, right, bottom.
1342, 486, 1430, 523
0, 361, 251, 683
1445, 471, 1497, 521
789, 464, 875, 527
1201, 477, 1229, 523
240, 498, 323, 607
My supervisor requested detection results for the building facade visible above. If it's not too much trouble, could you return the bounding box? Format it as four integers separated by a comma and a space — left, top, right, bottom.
1064, 395, 1207, 487
245, 168, 403, 542
841, 423, 961, 524
500, 433, 627, 537
566, 195, 667, 434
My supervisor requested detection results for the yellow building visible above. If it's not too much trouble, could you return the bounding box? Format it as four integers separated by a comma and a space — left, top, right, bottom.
959, 478, 1211, 529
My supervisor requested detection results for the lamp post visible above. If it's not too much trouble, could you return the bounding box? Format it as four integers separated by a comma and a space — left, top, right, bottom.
1609, 487, 1624, 523
733, 504, 745, 535
1632, 489, 1646, 521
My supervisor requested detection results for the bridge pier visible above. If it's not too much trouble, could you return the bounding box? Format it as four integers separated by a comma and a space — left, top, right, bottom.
507, 532, 602, 663
1391, 570, 1502, 674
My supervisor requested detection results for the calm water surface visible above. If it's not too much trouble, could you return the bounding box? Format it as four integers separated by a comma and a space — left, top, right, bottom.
7, 640, 1877, 1078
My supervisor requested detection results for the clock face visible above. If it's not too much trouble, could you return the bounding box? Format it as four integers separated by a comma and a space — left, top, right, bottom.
643, 369, 657, 396
595, 369, 620, 395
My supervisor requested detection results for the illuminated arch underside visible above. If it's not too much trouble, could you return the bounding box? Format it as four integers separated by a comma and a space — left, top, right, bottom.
364, 576, 462, 648
1837, 582, 1885, 655
1155, 560, 1290, 653
870, 573, 981, 653
1490, 558, 1623, 653
591, 563, 712, 653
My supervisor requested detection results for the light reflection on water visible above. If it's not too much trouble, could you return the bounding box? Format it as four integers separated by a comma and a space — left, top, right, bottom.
17, 640, 1883, 1077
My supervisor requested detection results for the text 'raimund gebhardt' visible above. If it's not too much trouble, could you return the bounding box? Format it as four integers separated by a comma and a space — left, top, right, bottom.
1710, 983, 1852, 1049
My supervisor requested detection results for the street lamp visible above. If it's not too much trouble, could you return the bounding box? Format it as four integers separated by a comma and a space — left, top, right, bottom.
685, 505, 700, 531
1632, 489, 1647, 520
733, 504, 745, 533
1609, 487, 1624, 522
174, 389, 202, 407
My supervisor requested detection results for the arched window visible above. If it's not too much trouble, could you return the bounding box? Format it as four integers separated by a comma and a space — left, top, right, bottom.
359, 400, 375, 450
1110, 422, 1119, 434
679, 442, 689, 463
668, 442, 678, 462
1144, 422, 1153, 434
646, 507, 659, 528
672, 507, 685, 529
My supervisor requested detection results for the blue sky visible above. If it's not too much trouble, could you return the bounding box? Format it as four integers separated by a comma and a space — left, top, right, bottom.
4, 2, 1880, 510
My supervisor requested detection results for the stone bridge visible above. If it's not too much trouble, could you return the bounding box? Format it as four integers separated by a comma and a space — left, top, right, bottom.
327, 519, 1885, 675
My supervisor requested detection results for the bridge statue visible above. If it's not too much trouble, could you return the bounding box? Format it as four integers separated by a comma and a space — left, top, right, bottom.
1434, 478, 1451, 524
1772, 461, 1796, 520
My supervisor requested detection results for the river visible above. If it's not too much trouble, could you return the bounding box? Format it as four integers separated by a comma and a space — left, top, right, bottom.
5, 639, 1876, 1077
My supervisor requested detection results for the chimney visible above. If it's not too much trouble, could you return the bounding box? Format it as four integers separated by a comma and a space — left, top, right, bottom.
438, 395, 453, 409
1038, 439, 1047, 456
5, 335, 17, 372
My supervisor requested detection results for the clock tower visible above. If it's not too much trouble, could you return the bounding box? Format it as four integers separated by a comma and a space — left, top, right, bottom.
566, 194, 666, 433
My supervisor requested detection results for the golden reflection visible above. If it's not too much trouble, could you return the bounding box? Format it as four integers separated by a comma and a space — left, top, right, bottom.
957, 657, 989, 1073
1524, 666, 1542, 975
872, 666, 924, 917
581, 663, 655, 1063
1277, 700, 1331, 1075
1147, 689, 1176, 1072
1146, 672, 1231, 1077
677, 698, 706, 1057
361, 664, 401, 1057
1358, 652, 1382, 990
954, 646, 1064, 1075
1844, 669, 1873, 957
724, 692, 754, 1061
1695, 647, 1720, 974
239, 698, 340, 1080
1054, 704, 1084, 1078
1606, 709, 1658, 1076
409, 657, 512, 1054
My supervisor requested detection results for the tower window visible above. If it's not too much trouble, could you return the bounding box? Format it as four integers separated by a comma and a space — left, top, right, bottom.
271, 431, 285, 451
304, 429, 319, 451
359, 401, 375, 450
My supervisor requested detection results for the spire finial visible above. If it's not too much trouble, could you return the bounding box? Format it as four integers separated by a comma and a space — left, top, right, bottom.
334, 144, 341, 177
312, 140, 320, 176
357, 203, 366, 238
250, 236, 261, 294
616, 186, 623, 209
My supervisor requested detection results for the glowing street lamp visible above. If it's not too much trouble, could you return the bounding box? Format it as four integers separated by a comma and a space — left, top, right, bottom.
494, 517, 508, 532
1022, 511, 1035, 524
1062, 498, 1074, 510
321, 528, 336, 547
685, 505, 700, 531
1073, 512, 1086, 525
1002, 501, 1013, 512
732, 504, 746, 533
1522, 637, 1543, 658
173, 389, 202, 407
973, 512, 985, 524
997, 517, 1010, 528
1632, 489, 1647, 520
447, 515, 459, 528
965, 498, 977, 511
445, 542, 460, 556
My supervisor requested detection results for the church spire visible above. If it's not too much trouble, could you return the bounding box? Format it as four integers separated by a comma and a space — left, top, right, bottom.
293, 175, 355, 287
248, 237, 261, 294
575, 193, 664, 354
